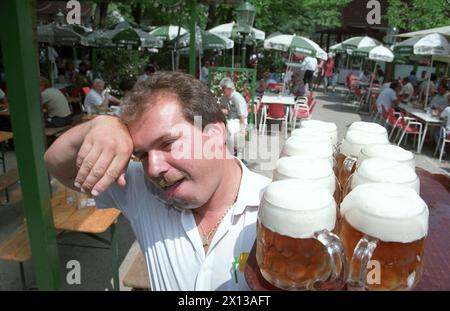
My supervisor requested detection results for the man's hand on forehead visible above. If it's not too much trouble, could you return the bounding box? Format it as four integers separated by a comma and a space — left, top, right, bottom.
74, 116, 133, 196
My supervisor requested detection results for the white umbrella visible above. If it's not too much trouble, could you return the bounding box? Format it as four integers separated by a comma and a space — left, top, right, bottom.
394, 33, 450, 107
264, 34, 327, 60
208, 22, 265, 41
341, 36, 381, 50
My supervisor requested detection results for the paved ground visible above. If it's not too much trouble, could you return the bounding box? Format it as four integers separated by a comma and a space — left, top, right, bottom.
0, 87, 448, 290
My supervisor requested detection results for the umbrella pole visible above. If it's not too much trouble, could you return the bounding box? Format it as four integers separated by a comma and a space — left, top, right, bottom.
282, 53, 292, 95
424, 57, 434, 109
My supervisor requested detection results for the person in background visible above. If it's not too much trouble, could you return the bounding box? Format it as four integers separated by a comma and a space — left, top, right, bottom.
0, 88, 6, 106
376, 80, 404, 112
358, 69, 371, 83
84, 79, 122, 115
408, 70, 418, 87
429, 83, 450, 113
220, 77, 248, 160
313, 58, 325, 90
419, 70, 427, 84
302, 56, 317, 87
200, 59, 210, 85
256, 71, 271, 96
400, 77, 414, 103
418, 73, 437, 104
375, 65, 384, 84
40, 76, 73, 128
435, 105, 450, 152
137, 65, 156, 82
322, 54, 335, 93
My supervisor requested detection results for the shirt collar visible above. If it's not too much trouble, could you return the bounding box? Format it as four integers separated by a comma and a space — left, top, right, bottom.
232, 158, 266, 216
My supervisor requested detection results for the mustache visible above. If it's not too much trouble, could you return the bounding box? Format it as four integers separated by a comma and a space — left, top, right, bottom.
151, 171, 190, 189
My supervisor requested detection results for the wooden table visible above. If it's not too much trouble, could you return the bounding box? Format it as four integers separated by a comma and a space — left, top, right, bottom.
398, 103, 444, 153
52, 190, 122, 290
245, 168, 450, 291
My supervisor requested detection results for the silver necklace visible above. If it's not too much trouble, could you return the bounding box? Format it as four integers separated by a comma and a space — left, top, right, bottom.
198, 205, 233, 247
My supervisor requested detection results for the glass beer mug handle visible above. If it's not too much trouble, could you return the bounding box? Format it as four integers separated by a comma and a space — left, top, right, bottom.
314, 229, 347, 290
347, 235, 378, 291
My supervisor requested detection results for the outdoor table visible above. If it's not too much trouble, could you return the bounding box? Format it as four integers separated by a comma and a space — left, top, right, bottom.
52, 190, 121, 290
397, 103, 444, 153
261, 94, 296, 106
245, 168, 450, 291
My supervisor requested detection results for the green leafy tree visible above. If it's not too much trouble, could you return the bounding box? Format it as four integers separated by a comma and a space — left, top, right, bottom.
386, 0, 450, 32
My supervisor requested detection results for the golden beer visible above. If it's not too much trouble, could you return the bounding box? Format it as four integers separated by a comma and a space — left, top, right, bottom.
257, 180, 345, 290
339, 183, 429, 291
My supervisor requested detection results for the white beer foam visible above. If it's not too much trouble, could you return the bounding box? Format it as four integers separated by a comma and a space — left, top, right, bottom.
274, 156, 335, 194
348, 121, 388, 136
340, 131, 389, 157
299, 120, 338, 145
357, 144, 415, 169
282, 136, 334, 163
291, 128, 332, 144
341, 183, 428, 242
351, 158, 420, 193
259, 180, 336, 238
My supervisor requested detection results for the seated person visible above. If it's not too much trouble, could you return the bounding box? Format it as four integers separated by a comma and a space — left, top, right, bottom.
40, 77, 73, 128
84, 79, 121, 115
418, 73, 437, 103
376, 80, 404, 112
400, 77, 414, 103
430, 83, 450, 113
408, 71, 418, 87
358, 69, 371, 83
220, 77, 248, 159
256, 71, 270, 95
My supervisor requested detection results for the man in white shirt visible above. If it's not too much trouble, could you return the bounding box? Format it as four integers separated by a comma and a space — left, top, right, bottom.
84, 79, 121, 115
430, 84, 450, 112
220, 78, 248, 160
302, 56, 317, 86
44, 71, 271, 291
376, 80, 403, 112
400, 77, 414, 103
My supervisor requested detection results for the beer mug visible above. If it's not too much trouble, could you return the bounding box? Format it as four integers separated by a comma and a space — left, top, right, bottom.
356, 144, 415, 169
257, 180, 346, 290
343, 158, 420, 198
340, 183, 428, 291
273, 156, 341, 205
336, 128, 389, 191
281, 136, 334, 168
300, 120, 338, 146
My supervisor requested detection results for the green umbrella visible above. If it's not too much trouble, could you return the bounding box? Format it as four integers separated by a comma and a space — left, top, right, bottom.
351, 45, 394, 62
37, 23, 87, 46
176, 28, 234, 50
263, 34, 327, 60
341, 36, 381, 50
150, 25, 187, 41
95, 27, 163, 48
329, 43, 347, 54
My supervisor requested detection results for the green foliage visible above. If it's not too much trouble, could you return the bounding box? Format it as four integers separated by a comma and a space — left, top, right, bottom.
253, 0, 352, 36
94, 48, 150, 91
386, 0, 450, 32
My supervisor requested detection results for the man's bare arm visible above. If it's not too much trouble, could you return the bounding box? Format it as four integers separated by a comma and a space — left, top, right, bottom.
44, 116, 133, 196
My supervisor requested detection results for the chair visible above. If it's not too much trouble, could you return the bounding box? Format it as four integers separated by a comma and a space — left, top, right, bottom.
396, 115, 423, 153
385, 108, 402, 140
434, 127, 450, 162
259, 104, 289, 137
291, 98, 316, 130
371, 100, 381, 123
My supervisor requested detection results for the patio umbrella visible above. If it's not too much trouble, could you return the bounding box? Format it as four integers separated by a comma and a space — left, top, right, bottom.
264, 34, 327, 60
176, 28, 234, 50
208, 22, 265, 42
341, 36, 381, 50
264, 34, 327, 93
38, 23, 87, 46
394, 33, 450, 107
150, 25, 188, 41
95, 27, 163, 49
329, 43, 346, 54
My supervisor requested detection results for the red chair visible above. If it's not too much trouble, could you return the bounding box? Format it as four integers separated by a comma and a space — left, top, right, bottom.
291, 99, 317, 129
386, 108, 403, 140
259, 104, 289, 137
396, 114, 423, 153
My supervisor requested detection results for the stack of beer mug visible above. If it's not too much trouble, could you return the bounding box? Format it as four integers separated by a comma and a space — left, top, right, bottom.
256, 121, 429, 291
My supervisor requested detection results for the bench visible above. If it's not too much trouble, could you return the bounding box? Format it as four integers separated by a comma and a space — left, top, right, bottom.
0, 168, 20, 203
0, 224, 32, 289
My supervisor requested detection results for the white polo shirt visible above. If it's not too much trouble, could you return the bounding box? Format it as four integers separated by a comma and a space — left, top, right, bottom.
96, 159, 271, 291
84, 89, 106, 115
